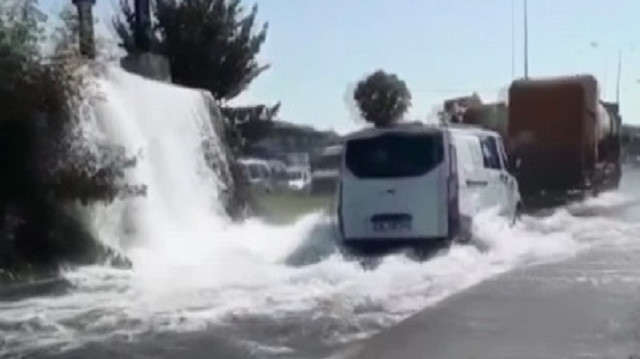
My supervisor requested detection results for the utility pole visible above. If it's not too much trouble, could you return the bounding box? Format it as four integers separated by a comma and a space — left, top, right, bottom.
134, 0, 152, 52
120, 0, 171, 81
72, 0, 96, 59
523, 0, 529, 79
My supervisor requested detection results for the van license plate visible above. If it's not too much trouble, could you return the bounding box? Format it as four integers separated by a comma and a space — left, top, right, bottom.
371, 214, 412, 233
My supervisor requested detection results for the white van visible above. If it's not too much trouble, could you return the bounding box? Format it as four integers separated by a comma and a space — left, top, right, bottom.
337, 124, 520, 246
338, 124, 462, 244
448, 126, 521, 222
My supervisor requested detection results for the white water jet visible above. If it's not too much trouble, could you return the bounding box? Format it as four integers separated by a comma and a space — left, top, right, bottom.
83, 67, 232, 253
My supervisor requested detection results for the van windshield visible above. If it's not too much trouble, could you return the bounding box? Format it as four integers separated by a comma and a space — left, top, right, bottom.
345, 133, 444, 178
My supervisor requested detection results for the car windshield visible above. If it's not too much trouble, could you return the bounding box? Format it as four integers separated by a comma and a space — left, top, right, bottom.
345, 132, 444, 178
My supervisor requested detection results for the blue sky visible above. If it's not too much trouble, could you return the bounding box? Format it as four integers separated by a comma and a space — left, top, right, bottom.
42, 0, 640, 132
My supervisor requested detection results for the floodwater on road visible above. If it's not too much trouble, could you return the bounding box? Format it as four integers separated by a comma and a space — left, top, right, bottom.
3, 67, 640, 359
2, 168, 640, 359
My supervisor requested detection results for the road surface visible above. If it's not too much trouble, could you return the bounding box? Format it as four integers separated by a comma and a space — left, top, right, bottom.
341, 214, 640, 359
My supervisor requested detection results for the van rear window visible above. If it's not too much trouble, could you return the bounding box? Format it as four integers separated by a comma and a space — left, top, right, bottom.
345, 133, 444, 178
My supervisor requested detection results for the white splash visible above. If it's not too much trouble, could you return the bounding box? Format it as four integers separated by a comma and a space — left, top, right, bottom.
1, 67, 637, 358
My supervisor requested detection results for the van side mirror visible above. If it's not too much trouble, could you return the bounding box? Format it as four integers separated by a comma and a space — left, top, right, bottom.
508, 156, 521, 173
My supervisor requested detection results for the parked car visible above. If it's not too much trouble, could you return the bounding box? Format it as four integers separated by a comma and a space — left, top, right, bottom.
311, 145, 342, 194
267, 160, 289, 191
239, 158, 275, 194
336, 123, 520, 251
286, 166, 311, 192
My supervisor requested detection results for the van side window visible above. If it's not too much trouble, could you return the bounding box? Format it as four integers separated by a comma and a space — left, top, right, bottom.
497, 139, 509, 169
452, 134, 480, 173
480, 137, 502, 170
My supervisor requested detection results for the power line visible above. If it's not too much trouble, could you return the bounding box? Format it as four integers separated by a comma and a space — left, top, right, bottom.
523, 0, 529, 79
511, 0, 516, 79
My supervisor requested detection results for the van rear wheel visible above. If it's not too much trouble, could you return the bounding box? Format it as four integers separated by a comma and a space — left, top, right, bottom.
453, 216, 473, 244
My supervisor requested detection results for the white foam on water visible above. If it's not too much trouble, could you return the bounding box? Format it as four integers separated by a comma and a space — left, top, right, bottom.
1, 67, 638, 357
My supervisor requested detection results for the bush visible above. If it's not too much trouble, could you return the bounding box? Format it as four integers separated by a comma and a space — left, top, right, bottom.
353, 70, 412, 127
0, 22, 140, 279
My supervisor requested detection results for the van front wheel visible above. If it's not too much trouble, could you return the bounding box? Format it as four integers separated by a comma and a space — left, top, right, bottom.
511, 202, 523, 227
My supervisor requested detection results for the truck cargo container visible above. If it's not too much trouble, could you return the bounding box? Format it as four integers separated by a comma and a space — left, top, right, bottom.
507, 75, 621, 205
461, 102, 509, 139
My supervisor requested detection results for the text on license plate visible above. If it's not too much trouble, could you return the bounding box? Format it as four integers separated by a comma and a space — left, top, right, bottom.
371, 214, 412, 233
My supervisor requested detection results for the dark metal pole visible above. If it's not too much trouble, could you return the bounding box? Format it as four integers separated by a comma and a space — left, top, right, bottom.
523, 0, 529, 79
511, 0, 515, 79
72, 0, 96, 59
134, 0, 152, 52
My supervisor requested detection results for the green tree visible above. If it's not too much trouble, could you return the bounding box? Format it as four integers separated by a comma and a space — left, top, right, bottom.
114, 0, 279, 153
0, 0, 139, 279
51, 4, 118, 59
114, 0, 269, 102
353, 70, 412, 127
0, 0, 46, 59
51, 4, 79, 54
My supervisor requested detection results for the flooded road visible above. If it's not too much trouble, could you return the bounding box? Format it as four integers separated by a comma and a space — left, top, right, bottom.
2, 168, 639, 359
2, 67, 639, 359
342, 167, 640, 359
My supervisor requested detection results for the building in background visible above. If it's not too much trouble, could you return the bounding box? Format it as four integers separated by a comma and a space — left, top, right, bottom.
461, 102, 509, 138
441, 93, 483, 124
248, 121, 341, 165
621, 124, 640, 165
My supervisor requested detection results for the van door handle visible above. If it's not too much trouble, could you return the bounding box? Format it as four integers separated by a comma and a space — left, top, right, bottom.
466, 180, 488, 187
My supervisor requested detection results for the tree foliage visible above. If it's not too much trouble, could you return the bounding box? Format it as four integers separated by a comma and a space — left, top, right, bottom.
51, 4, 119, 60
114, 0, 269, 101
221, 103, 279, 153
353, 70, 412, 127
0, 1, 139, 279
51, 4, 80, 55
0, 0, 46, 59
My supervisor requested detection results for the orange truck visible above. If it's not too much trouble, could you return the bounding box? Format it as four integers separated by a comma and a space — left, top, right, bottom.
507, 75, 621, 202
